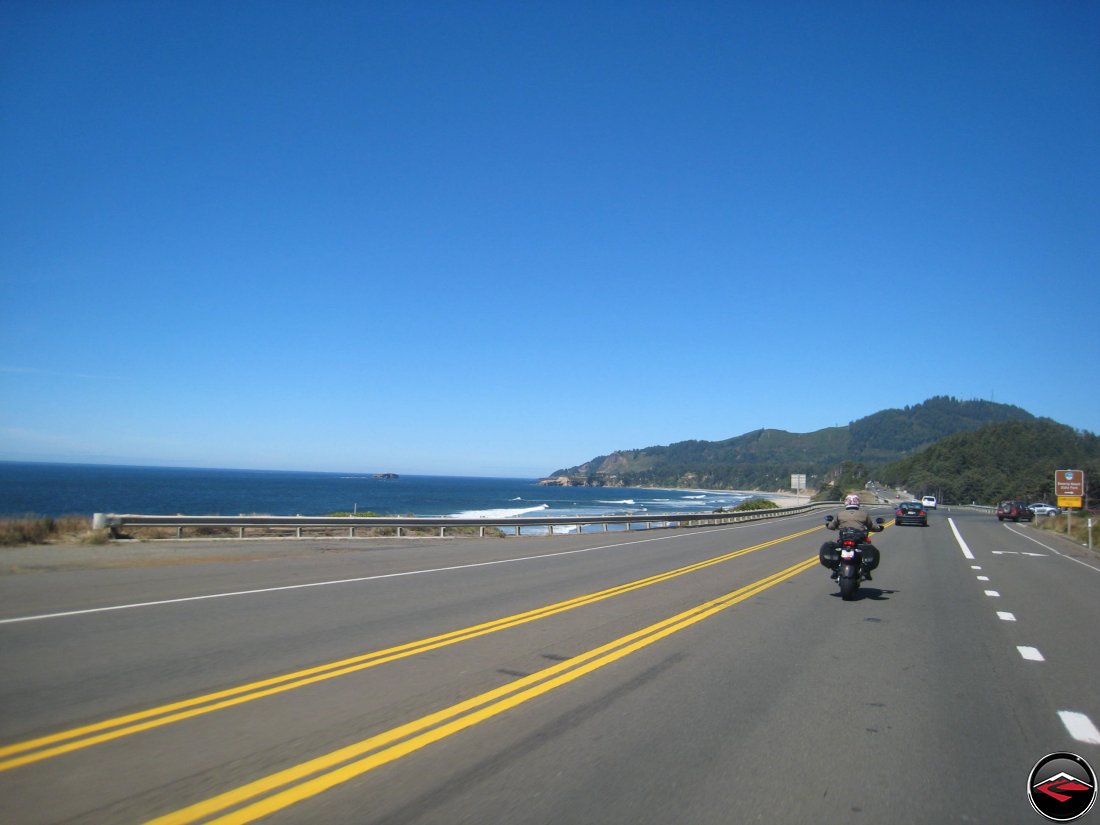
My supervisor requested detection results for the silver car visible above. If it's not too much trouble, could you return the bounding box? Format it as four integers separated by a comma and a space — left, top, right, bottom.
1028, 502, 1060, 517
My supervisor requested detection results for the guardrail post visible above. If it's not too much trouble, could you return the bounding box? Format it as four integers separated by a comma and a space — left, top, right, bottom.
177, 526, 183, 539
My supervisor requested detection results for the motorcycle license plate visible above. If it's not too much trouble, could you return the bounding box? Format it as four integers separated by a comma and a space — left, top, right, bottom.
841, 549, 855, 560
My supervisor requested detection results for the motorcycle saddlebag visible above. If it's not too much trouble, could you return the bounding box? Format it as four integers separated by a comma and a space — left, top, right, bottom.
819, 541, 840, 569
860, 543, 880, 571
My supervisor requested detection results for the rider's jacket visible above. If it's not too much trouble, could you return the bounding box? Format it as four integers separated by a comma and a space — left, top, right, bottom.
827, 507, 884, 533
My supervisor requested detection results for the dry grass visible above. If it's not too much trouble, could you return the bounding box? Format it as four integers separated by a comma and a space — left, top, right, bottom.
0, 515, 109, 547
1033, 511, 1099, 549
0, 515, 501, 546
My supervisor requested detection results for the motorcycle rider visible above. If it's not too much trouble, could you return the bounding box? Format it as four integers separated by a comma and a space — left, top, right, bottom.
825, 494, 884, 580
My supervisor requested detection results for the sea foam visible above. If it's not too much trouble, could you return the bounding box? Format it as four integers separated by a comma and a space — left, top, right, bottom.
447, 504, 551, 519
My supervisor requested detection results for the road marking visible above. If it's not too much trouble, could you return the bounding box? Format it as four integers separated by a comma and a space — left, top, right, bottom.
947, 518, 975, 559
977, 575, 990, 581
984, 590, 1000, 597
0, 525, 823, 772
997, 612, 1016, 621
1004, 525, 1100, 573
0, 520, 816, 625
971, 565, 982, 570
143, 557, 819, 825
991, 550, 1046, 557
1017, 646, 1045, 661
1059, 711, 1100, 745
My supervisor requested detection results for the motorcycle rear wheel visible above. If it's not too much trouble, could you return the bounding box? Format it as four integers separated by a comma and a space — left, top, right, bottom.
839, 576, 858, 601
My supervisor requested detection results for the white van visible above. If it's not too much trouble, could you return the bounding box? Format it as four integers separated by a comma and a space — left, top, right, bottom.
921, 495, 938, 510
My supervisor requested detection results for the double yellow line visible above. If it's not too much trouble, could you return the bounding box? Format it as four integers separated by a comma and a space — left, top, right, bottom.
147, 555, 818, 824
0, 525, 822, 774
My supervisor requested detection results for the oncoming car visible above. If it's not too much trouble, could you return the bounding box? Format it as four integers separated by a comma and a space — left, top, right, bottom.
894, 501, 928, 526
921, 495, 938, 510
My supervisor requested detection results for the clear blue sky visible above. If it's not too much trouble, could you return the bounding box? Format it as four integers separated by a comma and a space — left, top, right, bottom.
2, 2, 1098, 477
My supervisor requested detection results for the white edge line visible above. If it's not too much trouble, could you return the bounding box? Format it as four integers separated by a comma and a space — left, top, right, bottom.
1003, 524, 1100, 573
948, 518, 975, 560
0, 518, 798, 625
1059, 711, 1100, 745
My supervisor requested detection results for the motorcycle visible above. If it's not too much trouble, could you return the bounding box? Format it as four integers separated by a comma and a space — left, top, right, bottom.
819, 516, 885, 601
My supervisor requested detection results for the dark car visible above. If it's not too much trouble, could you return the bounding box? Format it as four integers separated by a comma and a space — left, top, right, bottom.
894, 501, 928, 526
996, 500, 1033, 522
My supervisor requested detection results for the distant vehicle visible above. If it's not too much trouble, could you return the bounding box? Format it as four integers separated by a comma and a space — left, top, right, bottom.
894, 501, 928, 526
997, 500, 1033, 522
1028, 503, 1060, 517
921, 495, 938, 510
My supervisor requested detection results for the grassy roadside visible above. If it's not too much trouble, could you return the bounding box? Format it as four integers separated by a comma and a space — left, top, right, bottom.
0, 515, 108, 547
0, 514, 506, 546
1031, 511, 1099, 549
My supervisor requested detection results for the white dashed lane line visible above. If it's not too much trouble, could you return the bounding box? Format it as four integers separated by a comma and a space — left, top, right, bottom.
1059, 711, 1100, 746
953, 517, 1100, 749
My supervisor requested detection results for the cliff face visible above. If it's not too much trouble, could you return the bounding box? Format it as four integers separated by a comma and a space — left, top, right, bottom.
537, 475, 624, 487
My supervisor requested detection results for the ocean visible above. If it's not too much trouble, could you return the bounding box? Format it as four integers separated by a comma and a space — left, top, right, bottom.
0, 462, 757, 521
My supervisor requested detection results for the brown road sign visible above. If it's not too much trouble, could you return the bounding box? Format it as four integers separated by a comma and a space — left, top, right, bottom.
1055, 469, 1085, 497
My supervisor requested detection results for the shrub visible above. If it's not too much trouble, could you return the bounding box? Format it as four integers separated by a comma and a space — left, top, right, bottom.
733, 498, 780, 511
0, 515, 96, 546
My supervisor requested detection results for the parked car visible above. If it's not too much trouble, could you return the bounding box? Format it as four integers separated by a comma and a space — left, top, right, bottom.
895, 501, 928, 526
921, 495, 938, 510
1028, 503, 1060, 517
996, 500, 1033, 522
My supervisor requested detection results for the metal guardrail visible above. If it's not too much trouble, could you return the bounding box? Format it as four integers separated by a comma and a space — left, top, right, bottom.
93, 501, 840, 540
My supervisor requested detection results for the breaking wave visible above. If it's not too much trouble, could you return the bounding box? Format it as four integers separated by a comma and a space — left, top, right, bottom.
447, 504, 551, 519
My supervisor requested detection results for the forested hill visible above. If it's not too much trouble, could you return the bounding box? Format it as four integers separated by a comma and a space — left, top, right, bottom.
848, 397, 1036, 459
547, 396, 1036, 490
882, 419, 1100, 504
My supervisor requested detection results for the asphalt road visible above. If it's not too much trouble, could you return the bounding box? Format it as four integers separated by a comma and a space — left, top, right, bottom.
1, 507, 1097, 824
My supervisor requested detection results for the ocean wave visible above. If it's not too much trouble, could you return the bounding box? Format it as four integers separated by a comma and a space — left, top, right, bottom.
598, 499, 636, 505
447, 504, 550, 519
683, 494, 707, 499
